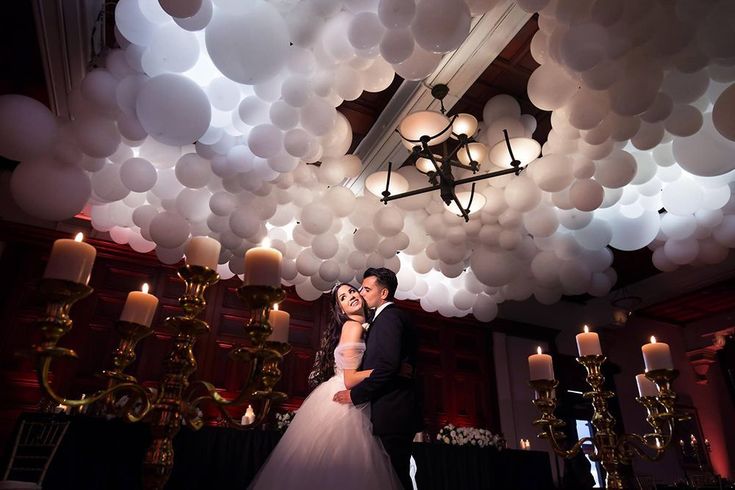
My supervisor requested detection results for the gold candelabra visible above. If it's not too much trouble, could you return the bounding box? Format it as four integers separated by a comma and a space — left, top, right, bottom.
28, 265, 290, 489
530, 355, 689, 489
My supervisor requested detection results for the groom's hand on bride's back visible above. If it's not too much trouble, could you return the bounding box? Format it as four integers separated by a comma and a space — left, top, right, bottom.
333, 389, 352, 405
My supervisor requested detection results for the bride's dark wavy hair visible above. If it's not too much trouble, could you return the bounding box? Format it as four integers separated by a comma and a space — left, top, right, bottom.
307, 282, 364, 390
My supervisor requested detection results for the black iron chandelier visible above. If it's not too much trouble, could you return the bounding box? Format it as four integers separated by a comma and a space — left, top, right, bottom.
366, 84, 541, 222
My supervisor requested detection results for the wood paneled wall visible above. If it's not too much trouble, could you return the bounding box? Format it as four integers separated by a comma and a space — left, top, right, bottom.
0, 221, 555, 449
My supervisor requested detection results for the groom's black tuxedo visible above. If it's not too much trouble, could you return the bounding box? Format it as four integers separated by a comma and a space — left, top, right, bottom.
351, 303, 421, 489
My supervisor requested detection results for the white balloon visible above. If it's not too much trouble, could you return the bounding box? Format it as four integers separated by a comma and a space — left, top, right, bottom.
373, 206, 404, 237
661, 178, 704, 216
673, 113, 735, 177
301, 202, 334, 235
159, 0, 203, 18
606, 209, 660, 251
10, 158, 91, 221
149, 211, 191, 248
380, 28, 414, 64
205, 3, 289, 84
348, 12, 385, 50
528, 154, 573, 192
392, 44, 442, 81
411, 0, 470, 54
594, 150, 637, 188
120, 157, 157, 192
504, 175, 541, 212
136, 74, 211, 145
664, 105, 703, 137
712, 83, 735, 141
143, 24, 199, 75
0, 95, 59, 161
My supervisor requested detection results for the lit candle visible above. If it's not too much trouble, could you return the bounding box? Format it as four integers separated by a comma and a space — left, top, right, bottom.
267, 304, 290, 343
636, 373, 659, 397
641, 336, 673, 371
528, 346, 554, 381
576, 325, 602, 356
241, 404, 255, 425
243, 239, 282, 287
185, 236, 221, 270
44, 233, 97, 284
120, 283, 159, 327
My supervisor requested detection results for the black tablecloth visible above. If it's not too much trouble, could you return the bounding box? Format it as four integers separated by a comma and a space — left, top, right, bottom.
4, 413, 553, 490
412, 443, 554, 490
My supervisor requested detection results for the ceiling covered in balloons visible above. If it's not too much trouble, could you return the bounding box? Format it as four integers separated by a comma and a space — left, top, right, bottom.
1, 0, 735, 324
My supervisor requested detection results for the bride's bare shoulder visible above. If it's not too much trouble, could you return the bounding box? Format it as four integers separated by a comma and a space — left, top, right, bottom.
340, 320, 365, 343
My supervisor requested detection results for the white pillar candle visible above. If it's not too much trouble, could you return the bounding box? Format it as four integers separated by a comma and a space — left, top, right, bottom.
636, 373, 659, 397
44, 233, 97, 285
185, 236, 221, 270
244, 240, 282, 287
642, 336, 673, 371
120, 283, 159, 327
267, 304, 290, 343
576, 325, 602, 356
241, 404, 255, 425
528, 346, 555, 381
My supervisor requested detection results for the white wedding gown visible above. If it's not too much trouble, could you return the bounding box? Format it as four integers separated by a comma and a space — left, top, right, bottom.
248, 341, 403, 489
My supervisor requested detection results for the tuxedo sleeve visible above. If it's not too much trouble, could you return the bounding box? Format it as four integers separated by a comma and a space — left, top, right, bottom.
350, 309, 403, 405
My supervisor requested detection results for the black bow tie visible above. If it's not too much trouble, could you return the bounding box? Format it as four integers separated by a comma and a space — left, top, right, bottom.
367, 308, 376, 324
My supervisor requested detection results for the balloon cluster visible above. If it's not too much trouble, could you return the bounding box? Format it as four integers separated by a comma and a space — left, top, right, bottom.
515, 0, 735, 278
1, 0, 734, 322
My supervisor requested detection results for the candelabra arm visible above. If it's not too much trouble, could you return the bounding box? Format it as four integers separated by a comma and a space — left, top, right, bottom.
618, 433, 667, 462
30, 278, 153, 422
36, 355, 153, 422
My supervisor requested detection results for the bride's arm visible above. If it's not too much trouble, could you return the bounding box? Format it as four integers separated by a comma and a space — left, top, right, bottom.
339, 321, 373, 389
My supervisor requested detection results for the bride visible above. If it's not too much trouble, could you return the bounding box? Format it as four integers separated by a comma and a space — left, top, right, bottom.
248, 283, 403, 489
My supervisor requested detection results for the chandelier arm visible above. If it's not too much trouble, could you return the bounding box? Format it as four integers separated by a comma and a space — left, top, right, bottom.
466, 183, 476, 210
381, 183, 441, 202
452, 166, 519, 187
382, 161, 393, 199
503, 129, 517, 163
450, 193, 470, 222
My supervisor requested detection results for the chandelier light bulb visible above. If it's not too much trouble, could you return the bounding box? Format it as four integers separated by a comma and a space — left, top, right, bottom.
451, 113, 478, 138
415, 155, 441, 174
445, 191, 486, 216
365, 171, 409, 197
398, 110, 452, 150
457, 142, 488, 167
488, 137, 541, 168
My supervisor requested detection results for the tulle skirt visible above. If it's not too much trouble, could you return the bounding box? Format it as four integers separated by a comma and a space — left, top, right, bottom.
248, 374, 402, 490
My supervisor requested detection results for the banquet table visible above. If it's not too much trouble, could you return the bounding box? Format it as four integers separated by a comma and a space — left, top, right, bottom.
3, 413, 554, 490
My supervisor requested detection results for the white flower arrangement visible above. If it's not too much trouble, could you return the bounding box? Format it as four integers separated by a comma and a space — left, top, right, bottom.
274, 410, 296, 431
436, 423, 504, 449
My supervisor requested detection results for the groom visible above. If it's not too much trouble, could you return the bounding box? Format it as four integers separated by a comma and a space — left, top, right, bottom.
333, 267, 421, 489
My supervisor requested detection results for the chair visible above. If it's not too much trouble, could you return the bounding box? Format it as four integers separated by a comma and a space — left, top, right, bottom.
0, 417, 70, 489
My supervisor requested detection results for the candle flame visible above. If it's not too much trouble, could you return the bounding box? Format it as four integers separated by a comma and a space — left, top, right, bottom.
142, 283, 149, 294
650, 336, 657, 344
74, 232, 84, 242
583, 325, 589, 333
536, 346, 542, 355
273, 303, 279, 311
262, 237, 271, 248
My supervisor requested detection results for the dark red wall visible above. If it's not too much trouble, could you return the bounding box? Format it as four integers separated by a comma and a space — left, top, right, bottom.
0, 221, 531, 448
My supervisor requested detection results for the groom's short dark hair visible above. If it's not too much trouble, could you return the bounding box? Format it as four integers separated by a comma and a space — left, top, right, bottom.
363, 267, 397, 301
